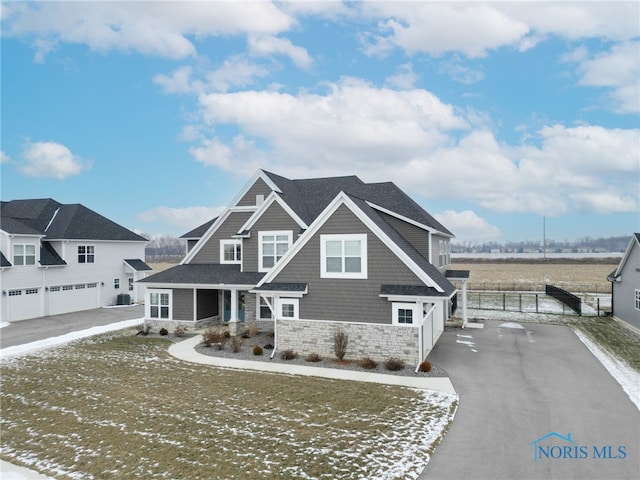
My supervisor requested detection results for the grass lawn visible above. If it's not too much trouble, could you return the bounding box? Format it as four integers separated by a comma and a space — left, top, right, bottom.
1, 330, 457, 480
572, 317, 640, 372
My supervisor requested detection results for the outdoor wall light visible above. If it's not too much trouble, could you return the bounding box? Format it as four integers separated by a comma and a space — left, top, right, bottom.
2, 291, 6, 296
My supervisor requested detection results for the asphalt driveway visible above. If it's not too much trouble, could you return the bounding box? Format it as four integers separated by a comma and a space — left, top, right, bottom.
420, 320, 639, 480
0, 305, 144, 349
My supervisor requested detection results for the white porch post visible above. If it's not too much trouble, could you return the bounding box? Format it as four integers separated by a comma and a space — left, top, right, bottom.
229, 288, 238, 336
462, 280, 468, 327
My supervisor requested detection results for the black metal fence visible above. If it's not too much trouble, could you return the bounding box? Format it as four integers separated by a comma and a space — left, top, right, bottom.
545, 284, 582, 315
467, 291, 609, 316
468, 281, 609, 294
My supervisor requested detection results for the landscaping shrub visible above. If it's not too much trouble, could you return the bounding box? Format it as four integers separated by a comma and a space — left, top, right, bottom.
159, 328, 169, 336
202, 329, 227, 350
230, 336, 244, 353
359, 357, 377, 370
280, 349, 297, 360
333, 328, 349, 361
418, 361, 432, 373
173, 325, 188, 337
266, 330, 275, 339
248, 324, 259, 337
305, 353, 322, 363
263, 343, 274, 350
384, 357, 405, 371
253, 344, 263, 356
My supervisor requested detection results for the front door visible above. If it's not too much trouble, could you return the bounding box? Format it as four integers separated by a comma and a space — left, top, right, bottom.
223, 290, 245, 322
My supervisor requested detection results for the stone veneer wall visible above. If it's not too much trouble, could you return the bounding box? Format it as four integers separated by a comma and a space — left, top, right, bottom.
277, 319, 420, 365
144, 316, 220, 333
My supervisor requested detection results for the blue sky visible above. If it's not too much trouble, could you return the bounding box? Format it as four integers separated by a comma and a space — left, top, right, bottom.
1, 1, 638, 244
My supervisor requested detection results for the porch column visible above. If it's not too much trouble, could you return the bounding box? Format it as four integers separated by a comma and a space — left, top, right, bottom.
462, 279, 468, 327
229, 288, 239, 336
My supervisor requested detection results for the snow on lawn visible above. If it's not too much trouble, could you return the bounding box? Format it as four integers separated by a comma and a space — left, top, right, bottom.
574, 329, 640, 411
0, 318, 144, 360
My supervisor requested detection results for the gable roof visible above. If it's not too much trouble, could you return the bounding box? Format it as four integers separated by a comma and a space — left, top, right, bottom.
1, 199, 146, 242
609, 233, 640, 280
140, 263, 264, 287
0, 252, 11, 267
180, 217, 217, 239
124, 259, 153, 272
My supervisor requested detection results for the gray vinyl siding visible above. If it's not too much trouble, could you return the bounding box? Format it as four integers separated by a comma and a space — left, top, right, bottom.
236, 178, 273, 207
172, 288, 193, 321
244, 202, 301, 272
613, 241, 640, 329
379, 212, 429, 259
272, 204, 423, 324
190, 212, 252, 264
196, 289, 218, 320
430, 233, 450, 270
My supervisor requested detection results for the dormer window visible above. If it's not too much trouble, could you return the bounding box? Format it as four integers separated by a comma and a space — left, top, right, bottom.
13, 244, 36, 266
220, 240, 242, 264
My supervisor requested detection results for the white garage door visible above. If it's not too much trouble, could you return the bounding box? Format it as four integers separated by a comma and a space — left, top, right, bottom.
48, 283, 99, 316
7, 288, 42, 321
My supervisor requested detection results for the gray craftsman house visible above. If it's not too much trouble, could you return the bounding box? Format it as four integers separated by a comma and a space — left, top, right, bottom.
607, 233, 640, 330
141, 170, 469, 364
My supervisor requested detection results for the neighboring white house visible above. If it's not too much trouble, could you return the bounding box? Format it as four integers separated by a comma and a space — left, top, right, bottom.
607, 233, 640, 330
0, 199, 151, 322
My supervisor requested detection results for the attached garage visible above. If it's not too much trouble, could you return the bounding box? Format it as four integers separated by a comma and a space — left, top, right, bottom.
48, 283, 100, 316
6, 288, 42, 321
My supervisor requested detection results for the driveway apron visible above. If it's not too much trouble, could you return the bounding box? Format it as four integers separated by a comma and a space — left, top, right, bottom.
420, 320, 639, 480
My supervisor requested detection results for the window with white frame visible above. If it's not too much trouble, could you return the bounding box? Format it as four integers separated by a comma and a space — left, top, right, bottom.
148, 290, 171, 319
77, 245, 95, 263
129, 278, 134, 291
259, 296, 273, 320
636, 289, 640, 311
114, 278, 120, 289
320, 234, 367, 279
259, 231, 292, 271
392, 303, 416, 325
279, 298, 299, 320
13, 244, 36, 266
220, 240, 242, 264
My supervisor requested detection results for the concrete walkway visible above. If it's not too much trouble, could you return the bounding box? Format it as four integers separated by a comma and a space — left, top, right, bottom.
168, 335, 457, 394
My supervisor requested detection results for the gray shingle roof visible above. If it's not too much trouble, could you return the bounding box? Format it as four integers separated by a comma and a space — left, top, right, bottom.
40, 242, 67, 266
181, 217, 217, 239
446, 269, 470, 280
252, 283, 308, 293
124, 259, 153, 271
140, 264, 264, 286
1, 199, 146, 241
1, 252, 11, 267
380, 285, 447, 297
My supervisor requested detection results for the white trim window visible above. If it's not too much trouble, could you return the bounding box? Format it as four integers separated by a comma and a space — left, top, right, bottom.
392, 302, 417, 325
114, 278, 120, 289
129, 277, 134, 291
220, 240, 242, 264
279, 298, 299, 320
635, 289, 640, 311
13, 244, 36, 266
259, 231, 292, 272
78, 245, 95, 263
320, 234, 367, 279
148, 290, 172, 320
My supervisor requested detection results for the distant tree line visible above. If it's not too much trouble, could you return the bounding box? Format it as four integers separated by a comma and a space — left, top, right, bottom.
452, 235, 631, 254
140, 233, 186, 261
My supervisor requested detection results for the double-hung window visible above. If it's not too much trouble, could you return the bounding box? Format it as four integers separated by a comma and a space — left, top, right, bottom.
78, 245, 95, 263
220, 240, 242, 264
259, 231, 292, 272
320, 234, 367, 279
148, 290, 171, 320
635, 289, 640, 311
13, 244, 36, 266
393, 303, 416, 325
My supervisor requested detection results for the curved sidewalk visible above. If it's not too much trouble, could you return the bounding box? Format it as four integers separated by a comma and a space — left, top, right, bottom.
168, 335, 457, 395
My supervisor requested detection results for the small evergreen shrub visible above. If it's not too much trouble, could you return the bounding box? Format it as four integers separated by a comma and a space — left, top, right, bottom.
280, 349, 297, 360
263, 343, 274, 350
305, 353, 322, 363
333, 328, 349, 361
253, 344, 263, 356
418, 361, 432, 373
384, 357, 405, 371
230, 336, 244, 353
359, 357, 378, 370
173, 325, 188, 337
159, 328, 169, 336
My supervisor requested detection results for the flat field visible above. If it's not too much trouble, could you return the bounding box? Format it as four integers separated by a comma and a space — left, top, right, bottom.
1, 332, 457, 480
453, 258, 616, 292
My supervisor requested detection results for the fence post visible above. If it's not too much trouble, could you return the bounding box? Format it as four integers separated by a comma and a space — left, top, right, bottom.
536, 294, 539, 313
503, 293, 506, 311
597, 297, 600, 316
519, 294, 522, 312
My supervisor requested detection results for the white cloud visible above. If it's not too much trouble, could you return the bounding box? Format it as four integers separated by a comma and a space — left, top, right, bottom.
385, 63, 419, 89
137, 206, 224, 230
154, 66, 198, 94
434, 210, 501, 242
437, 57, 484, 85
206, 56, 271, 92
0, 151, 11, 163
576, 42, 640, 114
4, 2, 294, 60
19, 141, 91, 179
186, 79, 638, 217
248, 34, 313, 70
